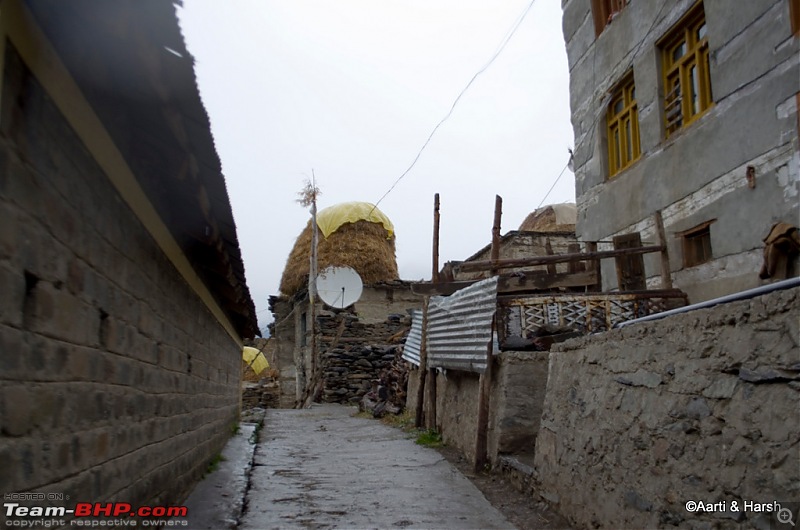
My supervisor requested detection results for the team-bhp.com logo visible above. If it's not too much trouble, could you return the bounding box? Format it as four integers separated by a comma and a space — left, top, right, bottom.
4, 500, 189, 527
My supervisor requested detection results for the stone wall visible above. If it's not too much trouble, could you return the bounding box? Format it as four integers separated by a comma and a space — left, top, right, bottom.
533, 286, 800, 529
406, 350, 550, 466
0, 44, 241, 512
318, 312, 408, 404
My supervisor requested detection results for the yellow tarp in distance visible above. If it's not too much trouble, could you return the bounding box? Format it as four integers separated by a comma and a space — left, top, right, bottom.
315, 201, 394, 239
242, 346, 269, 375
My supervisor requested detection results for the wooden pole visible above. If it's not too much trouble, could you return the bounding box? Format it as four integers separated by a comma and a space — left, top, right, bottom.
432, 193, 440, 283
654, 210, 673, 289
414, 298, 429, 428
545, 238, 557, 275
474, 315, 495, 473
490, 195, 502, 276
426, 365, 437, 431
308, 172, 318, 403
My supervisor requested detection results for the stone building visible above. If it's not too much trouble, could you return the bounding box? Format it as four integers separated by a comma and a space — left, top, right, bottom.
270, 202, 420, 407
0, 0, 257, 516
562, 0, 799, 302
445, 203, 580, 282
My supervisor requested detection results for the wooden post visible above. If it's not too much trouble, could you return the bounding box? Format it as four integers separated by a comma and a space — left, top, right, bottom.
426, 365, 437, 431
414, 298, 429, 428
586, 241, 602, 292
474, 315, 495, 473
545, 238, 557, 275
432, 194, 441, 283
490, 195, 502, 276
654, 210, 673, 289
308, 174, 319, 401
613, 232, 646, 291
567, 243, 585, 273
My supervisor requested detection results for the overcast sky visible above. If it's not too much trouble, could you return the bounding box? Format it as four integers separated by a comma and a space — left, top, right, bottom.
177, 0, 576, 329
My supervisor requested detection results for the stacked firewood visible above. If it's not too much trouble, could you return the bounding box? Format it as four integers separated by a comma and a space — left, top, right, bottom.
359, 343, 409, 418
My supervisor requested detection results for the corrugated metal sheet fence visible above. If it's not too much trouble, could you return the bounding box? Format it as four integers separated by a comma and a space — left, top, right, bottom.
426, 277, 498, 374
402, 309, 424, 367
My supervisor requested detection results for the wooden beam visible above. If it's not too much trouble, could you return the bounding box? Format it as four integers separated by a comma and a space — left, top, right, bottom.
455, 245, 665, 272
411, 269, 599, 296
499, 270, 598, 293
411, 281, 477, 296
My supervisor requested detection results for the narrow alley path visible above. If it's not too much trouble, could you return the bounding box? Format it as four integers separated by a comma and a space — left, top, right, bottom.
239, 404, 515, 530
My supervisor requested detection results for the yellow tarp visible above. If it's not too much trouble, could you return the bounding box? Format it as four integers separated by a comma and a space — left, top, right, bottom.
242, 346, 269, 375
315, 201, 394, 239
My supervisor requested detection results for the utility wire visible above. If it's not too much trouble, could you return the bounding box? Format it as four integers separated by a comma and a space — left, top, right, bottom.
533, 2, 670, 210
537, 160, 571, 209
371, 0, 537, 211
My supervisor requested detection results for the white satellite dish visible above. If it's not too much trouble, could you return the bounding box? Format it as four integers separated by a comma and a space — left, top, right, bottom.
315, 266, 363, 309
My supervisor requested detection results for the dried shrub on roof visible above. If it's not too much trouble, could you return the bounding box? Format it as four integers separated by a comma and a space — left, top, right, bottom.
279, 219, 398, 296
519, 203, 577, 232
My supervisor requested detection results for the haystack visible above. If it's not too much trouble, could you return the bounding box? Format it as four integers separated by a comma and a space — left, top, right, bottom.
279, 202, 399, 296
519, 203, 577, 232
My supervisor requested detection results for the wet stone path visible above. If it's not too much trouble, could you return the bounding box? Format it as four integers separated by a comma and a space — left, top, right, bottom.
239, 404, 515, 530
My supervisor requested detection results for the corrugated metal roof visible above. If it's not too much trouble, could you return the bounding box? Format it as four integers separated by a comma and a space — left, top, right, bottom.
427, 277, 498, 374
401, 309, 424, 367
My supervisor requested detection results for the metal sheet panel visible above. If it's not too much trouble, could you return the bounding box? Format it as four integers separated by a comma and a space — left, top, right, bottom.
427, 277, 498, 374
402, 309, 424, 367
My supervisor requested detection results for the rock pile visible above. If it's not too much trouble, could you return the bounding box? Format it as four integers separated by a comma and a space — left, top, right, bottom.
242, 380, 280, 409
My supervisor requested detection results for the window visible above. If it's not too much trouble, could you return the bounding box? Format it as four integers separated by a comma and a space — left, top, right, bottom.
660, 2, 713, 137
678, 220, 715, 267
592, 0, 631, 36
607, 72, 641, 177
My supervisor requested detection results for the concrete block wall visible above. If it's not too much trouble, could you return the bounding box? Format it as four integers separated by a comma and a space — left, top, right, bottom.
0, 44, 241, 510
534, 286, 799, 529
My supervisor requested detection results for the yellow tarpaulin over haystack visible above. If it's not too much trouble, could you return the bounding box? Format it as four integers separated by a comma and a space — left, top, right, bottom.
316, 201, 394, 239
242, 346, 269, 375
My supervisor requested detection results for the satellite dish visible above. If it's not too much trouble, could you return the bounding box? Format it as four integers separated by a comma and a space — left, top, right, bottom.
316, 266, 363, 309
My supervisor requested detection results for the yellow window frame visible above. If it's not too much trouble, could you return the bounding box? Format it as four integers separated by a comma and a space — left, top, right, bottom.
607, 72, 640, 177
661, 1, 713, 137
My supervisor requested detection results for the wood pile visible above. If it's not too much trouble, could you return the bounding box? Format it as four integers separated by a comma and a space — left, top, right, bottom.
359, 344, 409, 418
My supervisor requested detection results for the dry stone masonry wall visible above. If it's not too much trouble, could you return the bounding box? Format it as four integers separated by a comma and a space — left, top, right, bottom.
534, 286, 800, 529
318, 312, 409, 405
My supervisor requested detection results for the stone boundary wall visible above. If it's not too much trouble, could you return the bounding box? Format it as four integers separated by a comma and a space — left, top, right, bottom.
534, 286, 800, 529
406, 350, 550, 466
318, 312, 408, 404
0, 45, 241, 514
